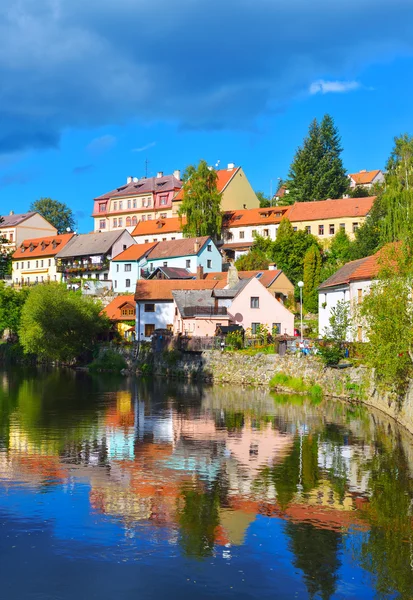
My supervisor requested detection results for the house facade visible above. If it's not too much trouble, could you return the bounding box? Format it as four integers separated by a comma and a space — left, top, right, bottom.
102, 295, 136, 340
132, 216, 184, 244
0, 212, 57, 253
109, 242, 157, 293
348, 169, 385, 190
11, 233, 74, 285
144, 236, 222, 276
92, 171, 183, 233
56, 230, 135, 284
205, 267, 294, 303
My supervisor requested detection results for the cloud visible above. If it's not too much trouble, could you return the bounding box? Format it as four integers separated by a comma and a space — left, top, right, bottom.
309, 80, 361, 95
73, 164, 94, 174
0, 0, 411, 152
86, 135, 116, 155
0, 170, 37, 188
132, 142, 156, 153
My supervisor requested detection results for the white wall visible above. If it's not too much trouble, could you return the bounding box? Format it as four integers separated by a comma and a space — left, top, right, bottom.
110, 260, 143, 293
133, 231, 183, 244
318, 281, 373, 341
226, 223, 279, 244
136, 301, 174, 341
147, 241, 222, 274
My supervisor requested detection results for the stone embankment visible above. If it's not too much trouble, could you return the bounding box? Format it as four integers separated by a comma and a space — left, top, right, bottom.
147, 350, 413, 436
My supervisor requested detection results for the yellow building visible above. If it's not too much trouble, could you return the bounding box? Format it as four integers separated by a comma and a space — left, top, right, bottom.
12, 233, 74, 285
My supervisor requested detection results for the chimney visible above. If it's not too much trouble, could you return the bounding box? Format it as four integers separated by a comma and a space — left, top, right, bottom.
157, 171, 163, 178
268, 263, 277, 271
196, 265, 204, 279
227, 263, 239, 288
173, 169, 181, 180
194, 239, 200, 253
227, 163, 235, 171
360, 169, 367, 173
133, 177, 138, 183
9, 210, 14, 215
127, 176, 133, 184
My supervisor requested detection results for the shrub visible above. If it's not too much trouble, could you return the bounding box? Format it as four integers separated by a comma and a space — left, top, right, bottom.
89, 349, 127, 373
226, 330, 243, 349
317, 344, 344, 367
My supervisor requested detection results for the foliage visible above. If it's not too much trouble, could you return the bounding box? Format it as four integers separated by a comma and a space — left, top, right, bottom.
225, 330, 243, 349
29, 198, 75, 233
0, 284, 29, 336
303, 245, 321, 313
288, 114, 348, 202
178, 160, 222, 239
276, 216, 294, 241
272, 227, 321, 285
379, 187, 413, 246
246, 323, 271, 344
269, 373, 323, 399
329, 228, 351, 265
349, 185, 371, 198
235, 248, 269, 270
317, 344, 344, 367
19, 284, 110, 363
256, 190, 271, 207
348, 194, 386, 260
318, 300, 351, 366
89, 349, 127, 373
385, 133, 413, 190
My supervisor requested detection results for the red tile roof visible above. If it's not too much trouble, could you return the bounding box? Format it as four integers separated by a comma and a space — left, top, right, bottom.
135, 279, 219, 301
349, 170, 382, 185
319, 245, 393, 289
112, 242, 157, 261
287, 196, 375, 222
173, 167, 240, 202
131, 216, 185, 237
147, 236, 210, 260
102, 295, 135, 321
223, 207, 290, 228
12, 233, 75, 259
318, 258, 371, 289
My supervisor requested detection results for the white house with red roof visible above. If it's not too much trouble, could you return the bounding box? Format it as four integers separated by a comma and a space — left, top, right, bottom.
109, 242, 157, 293
348, 169, 384, 190
12, 233, 74, 285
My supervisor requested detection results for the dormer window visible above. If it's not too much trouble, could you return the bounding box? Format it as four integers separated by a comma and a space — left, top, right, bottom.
52, 241, 57, 249
29, 244, 34, 252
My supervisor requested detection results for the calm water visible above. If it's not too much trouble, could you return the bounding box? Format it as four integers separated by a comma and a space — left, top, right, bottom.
0, 369, 413, 599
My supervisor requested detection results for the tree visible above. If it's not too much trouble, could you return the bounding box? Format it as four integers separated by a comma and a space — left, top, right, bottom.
349, 185, 371, 198
19, 284, 110, 363
318, 300, 351, 366
30, 198, 75, 233
0, 216, 12, 279
235, 249, 270, 271
276, 216, 294, 241
272, 229, 321, 285
0, 283, 29, 337
303, 245, 322, 313
178, 160, 222, 239
256, 191, 271, 208
349, 194, 386, 260
288, 115, 348, 202
386, 133, 413, 190
329, 228, 351, 266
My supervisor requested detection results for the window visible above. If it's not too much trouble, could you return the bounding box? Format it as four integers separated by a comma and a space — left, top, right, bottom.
160, 195, 167, 205
207, 260, 212, 268
160, 213, 167, 218
153, 238, 157, 242
104, 273, 108, 280
21, 262, 23, 269
353, 222, 359, 232
35, 276, 38, 283
171, 237, 176, 240
48, 259, 51, 266
329, 224, 335, 235
99, 203, 105, 213
36, 260, 39, 268
163, 261, 168, 267
186, 259, 191, 268
119, 201, 123, 210
250, 297, 259, 308
127, 200, 131, 209
124, 264, 131, 272
123, 244, 127, 250
27, 261, 30, 269
99, 219, 106, 229
114, 202, 118, 211
116, 264, 119, 272
114, 280, 117, 288
145, 324, 155, 337
318, 224, 324, 235
251, 323, 260, 335
121, 307, 135, 316
144, 239, 149, 244
162, 238, 167, 241
40, 260, 43, 267
96, 274, 99, 280
305, 226, 311, 234
357, 325, 363, 342
126, 217, 131, 227
132, 216, 137, 226
125, 279, 131, 288
148, 215, 152, 220
357, 288, 363, 304
263, 229, 269, 237
207, 244, 212, 252
293, 227, 298, 232
272, 323, 281, 335
133, 200, 137, 209
340, 223, 346, 230
113, 218, 118, 228
142, 215, 146, 222
118, 217, 123, 227
239, 231, 245, 239
144, 303, 155, 312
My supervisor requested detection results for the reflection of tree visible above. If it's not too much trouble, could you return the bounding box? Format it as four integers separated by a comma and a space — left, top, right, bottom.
178, 482, 220, 559
285, 521, 341, 600
359, 439, 413, 599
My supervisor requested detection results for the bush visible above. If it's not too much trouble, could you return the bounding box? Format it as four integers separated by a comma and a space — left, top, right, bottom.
89, 349, 127, 373
269, 372, 324, 400
317, 344, 344, 366
226, 331, 243, 349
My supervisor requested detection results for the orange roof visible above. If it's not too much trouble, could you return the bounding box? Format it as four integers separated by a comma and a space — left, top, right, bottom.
224, 207, 290, 228
349, 170, 382, 185
131, 216, 185, 237
173, 167, 240, 202
112, 242, 157, 261
102, 295, 135, 321
135, 279, 219, 301
287, 196, 375, 223
12, 233, 74, 259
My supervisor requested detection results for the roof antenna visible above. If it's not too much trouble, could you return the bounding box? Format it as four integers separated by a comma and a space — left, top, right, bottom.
145, 158, 150, 178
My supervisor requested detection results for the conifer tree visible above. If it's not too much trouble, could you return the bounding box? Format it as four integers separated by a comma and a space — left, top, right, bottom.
303, 245, 322, 313
276, 217, 294, 241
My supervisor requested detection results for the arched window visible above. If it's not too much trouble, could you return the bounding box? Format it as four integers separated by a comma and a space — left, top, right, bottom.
126, 216, 131, 227
132, 216, 137, 226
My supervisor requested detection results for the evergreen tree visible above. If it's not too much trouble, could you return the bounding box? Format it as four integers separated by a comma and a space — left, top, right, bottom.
288, 115, 348, 202
256, 191, 271, 207
303, 245, 322, 313
178, 160, 222, 239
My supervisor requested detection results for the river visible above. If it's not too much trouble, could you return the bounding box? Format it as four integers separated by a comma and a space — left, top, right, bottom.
0, 366, 412, 599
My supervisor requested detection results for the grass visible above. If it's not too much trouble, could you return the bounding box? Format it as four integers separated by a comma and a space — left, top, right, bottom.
269, 372, 323, 401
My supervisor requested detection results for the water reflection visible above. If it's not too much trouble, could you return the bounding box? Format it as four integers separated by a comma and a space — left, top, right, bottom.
0, 368, 413, 598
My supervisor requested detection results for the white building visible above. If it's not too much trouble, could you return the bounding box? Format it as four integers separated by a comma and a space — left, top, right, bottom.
348, 169, 385, 190
145, 236, 222, 275
110, 242, 157, 293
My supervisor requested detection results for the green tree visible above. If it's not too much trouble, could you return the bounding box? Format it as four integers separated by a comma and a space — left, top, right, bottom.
178, 160, 222, 239
288, 115, 348, 202
19, 284, 110, 363
329, 228, 351, 266
318, 300, 351, 366
303, 245, 322, 313
0, 283, 29, 336
256, 190, 271, 207
386, 133, 413, 190
349, 194, 386, 260
30, 198, 75, 233
349, 185, 371, 198
276, 216, 294, 241
272, 229, 321, 285
235, 249, 270, 271
0, 216, 12, 278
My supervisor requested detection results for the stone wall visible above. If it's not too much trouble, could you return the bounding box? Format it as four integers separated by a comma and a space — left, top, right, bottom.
147, 349, 413, 436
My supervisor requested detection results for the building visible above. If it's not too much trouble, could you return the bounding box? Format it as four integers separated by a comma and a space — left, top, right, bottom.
172, 164, 259, 215
56, 230, 135, 283
91, 171, 183, 232
318, 252, 380, 341
348, 169, 385, 190
144, 236, 222, 276
109, 242, 157, 293
204, 268, 294, 303
101, 295, 136, 340
0, 211, 57, 253
286, 196, 375, 241
11, 233, 74, 285
131, 216, 185, 244
221, 207, 290, 259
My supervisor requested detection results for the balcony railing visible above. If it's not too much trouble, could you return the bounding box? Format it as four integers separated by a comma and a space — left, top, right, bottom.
57, 262, 108, 274
182, 306, 228, 317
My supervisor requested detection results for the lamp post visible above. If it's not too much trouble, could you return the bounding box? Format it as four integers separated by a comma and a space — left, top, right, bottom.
297, 281, 304, 343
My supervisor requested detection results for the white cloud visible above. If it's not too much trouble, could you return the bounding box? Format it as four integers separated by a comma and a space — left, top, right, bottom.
132, 142, 156, 153
309, 80, 361, 95
86, 134, 116, 155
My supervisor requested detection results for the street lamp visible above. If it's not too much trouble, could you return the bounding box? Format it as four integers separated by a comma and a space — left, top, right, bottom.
297, 281, 304, 343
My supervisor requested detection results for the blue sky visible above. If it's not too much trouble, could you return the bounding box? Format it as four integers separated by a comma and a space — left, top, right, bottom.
0, 0, 412, 232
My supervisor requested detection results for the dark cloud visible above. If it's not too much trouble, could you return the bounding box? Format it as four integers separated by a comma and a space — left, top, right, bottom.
73, 164, 94, 174
0, 0, 412, 152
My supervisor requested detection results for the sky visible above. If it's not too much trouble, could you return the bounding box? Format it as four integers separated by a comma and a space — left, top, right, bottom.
0, 0, 412, 232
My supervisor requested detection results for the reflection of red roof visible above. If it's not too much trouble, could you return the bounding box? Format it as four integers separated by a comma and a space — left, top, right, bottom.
287, 197, 375, 222
173, 167, 240, 201
102, 295, 135, 320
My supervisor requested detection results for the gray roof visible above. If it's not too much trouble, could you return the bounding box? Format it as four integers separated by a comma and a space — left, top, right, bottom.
95, 174, 182, 200
147, 236, 210, 260
212, 279, 249, 298
0, 212, 37, 227
148, 266, 195, 280
56, 230, 126, 258
318, 258, 368, 290
172, 290, 215, 316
